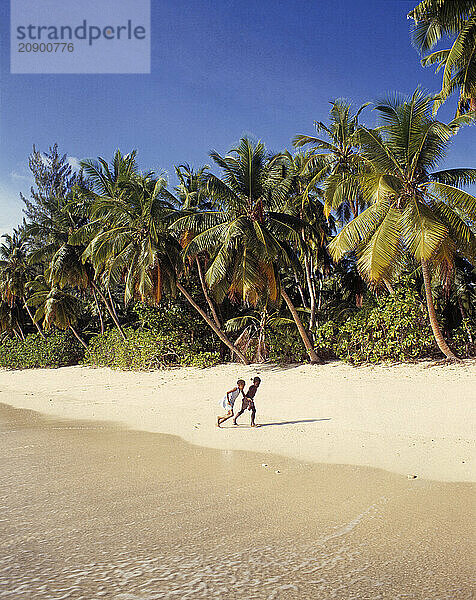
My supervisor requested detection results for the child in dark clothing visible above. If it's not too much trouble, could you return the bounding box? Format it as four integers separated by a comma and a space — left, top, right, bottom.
233, 377, 261, 427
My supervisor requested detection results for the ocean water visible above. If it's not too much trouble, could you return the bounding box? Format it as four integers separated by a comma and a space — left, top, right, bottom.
0, 402, 473, 599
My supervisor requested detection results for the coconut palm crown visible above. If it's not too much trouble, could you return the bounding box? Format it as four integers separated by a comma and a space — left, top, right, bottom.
293, 99, 370, 220
329, 89, 476, 359
408, 0, 476, 114
171, 137, 322, 363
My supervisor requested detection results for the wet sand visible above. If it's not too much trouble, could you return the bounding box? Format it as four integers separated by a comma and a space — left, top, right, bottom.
0, 402, 474, 599
1, 362, 475, 482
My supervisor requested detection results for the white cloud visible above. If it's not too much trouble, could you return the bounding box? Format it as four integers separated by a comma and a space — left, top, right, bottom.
37, 153, 81, 172
67, 156, 81, 171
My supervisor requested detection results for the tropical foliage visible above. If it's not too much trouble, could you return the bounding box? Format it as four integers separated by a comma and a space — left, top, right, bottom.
328, 90, 476, 359
0, 330, 84, 369
1, 88, 474, 368
408, 0, 476, 114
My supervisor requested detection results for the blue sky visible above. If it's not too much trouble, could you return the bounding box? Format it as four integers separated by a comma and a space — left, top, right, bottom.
0, 0, 474, 235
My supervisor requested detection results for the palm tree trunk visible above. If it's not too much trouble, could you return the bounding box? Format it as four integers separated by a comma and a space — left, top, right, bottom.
317, 278, 322, 311
293, 270, 308, 309
176, 281, 249, 364
281, 288, 321, 364
316, 278, 323, 327
304, 255, 317, 331
23, 296, 46, 339
254, 311, 268, 363
421, 259, 458, 361
195, 256, 221, 328
69, 325, 88, 350
92, 288, 105, 335
107, 287, 120, 323
91, 282, 126, 341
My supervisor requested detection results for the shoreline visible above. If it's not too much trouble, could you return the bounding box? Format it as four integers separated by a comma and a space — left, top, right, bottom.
1, 360, 475, 483
2, 402, 474, 599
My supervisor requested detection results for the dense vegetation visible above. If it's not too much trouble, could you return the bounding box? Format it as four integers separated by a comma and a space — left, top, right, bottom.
1, 1, 475, 369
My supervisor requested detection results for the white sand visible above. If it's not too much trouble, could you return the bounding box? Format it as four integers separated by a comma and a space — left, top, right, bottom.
1, 360, 475, 482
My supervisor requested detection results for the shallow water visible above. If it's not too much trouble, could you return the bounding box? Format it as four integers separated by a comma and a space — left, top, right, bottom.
0, 402, 474, 599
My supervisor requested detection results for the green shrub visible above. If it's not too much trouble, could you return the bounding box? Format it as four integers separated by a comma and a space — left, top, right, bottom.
0, 330, 84, 369
181, 350, 221, 368
314, 288, 439, 364
267, 328, 308, 364
83, 327, 220, 370
448, 320, 476, 358
132, 301, 216, 347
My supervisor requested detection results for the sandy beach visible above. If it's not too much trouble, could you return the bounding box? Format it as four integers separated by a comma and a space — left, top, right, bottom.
1, 360, 475, 482
1, 402, 474, 599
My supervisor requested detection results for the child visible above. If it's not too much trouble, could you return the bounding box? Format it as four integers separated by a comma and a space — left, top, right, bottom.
217, 379, 245, 427
233, 377, 261, 427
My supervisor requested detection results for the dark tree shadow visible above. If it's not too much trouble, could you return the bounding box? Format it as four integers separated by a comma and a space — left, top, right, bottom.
257, 418, 331, 427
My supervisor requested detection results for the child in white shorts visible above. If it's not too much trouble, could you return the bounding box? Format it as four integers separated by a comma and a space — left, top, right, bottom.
217, 379, 245, 427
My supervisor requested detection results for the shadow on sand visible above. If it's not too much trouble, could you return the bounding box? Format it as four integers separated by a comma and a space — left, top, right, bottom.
256, 418, 331, 427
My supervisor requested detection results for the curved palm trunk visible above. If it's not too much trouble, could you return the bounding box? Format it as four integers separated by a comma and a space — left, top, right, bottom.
234, 327, 252, 358
294, 269, 308, 309
91, 282, 126, 341
107, 287, 120, 322
304, 255, 317, 332
69, 325, 88, 350
23, 296, 46, 339
195, 256, 221, 328
421, 259, 458, 361
176, 281, 249, 365
281, 289, 321, 364
92, 288, 105, 335
255, 313, 268, 363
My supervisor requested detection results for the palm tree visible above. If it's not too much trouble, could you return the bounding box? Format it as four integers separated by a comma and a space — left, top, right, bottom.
170, 164, 223, 329
293, 99, 370, 220
281, 150, 336, 331
328, 89, 476, 360
74, 152, 248, 364
48, 242, 113, 337
0, 300, 25, 340
27, 277, 87, 348
172, 137, 322, 363
25, 180, 126, 340
408, 0, 476, 114
225, 307, 295, 363
320, 259, 368, 316
451, 257, 476, 323
0, 228, 46, 339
